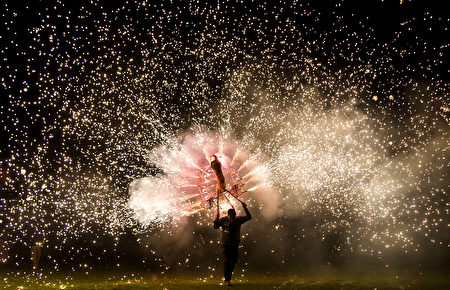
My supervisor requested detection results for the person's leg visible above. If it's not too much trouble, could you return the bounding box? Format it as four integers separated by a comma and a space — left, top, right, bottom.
223, 246, 232, 283
229, 245, 239, 279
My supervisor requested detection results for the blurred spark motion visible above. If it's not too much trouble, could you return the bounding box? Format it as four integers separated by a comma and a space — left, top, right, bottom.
0, 0, 447, 270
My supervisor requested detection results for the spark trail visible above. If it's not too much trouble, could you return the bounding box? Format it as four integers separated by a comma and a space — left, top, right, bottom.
0, 0, 447, 268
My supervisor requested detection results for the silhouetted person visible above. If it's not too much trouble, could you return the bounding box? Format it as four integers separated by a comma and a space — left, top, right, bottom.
31, 241, 43, 270
214, 201, 252, 286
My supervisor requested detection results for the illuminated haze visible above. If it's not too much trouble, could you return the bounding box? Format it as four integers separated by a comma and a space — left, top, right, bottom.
0, 0, 448, 271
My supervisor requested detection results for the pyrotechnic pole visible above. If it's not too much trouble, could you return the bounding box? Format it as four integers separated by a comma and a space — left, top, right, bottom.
222, 191, 235, 209
224, 189, 245, 204
217, 190, 220, 210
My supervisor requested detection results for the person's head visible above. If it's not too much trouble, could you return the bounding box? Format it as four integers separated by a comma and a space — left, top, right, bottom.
227, 208, 236, 219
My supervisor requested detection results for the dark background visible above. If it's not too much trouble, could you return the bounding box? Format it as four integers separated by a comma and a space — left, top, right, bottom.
0, 0, 448, 274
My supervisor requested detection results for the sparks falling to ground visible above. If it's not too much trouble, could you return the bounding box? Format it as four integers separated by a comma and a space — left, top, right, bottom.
0, 0, 448, 271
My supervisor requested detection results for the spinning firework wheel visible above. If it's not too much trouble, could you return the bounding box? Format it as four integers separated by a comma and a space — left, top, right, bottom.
197, 163, 246, 210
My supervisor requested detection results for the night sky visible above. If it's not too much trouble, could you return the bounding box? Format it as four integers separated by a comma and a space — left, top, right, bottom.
0, 0, 448, 275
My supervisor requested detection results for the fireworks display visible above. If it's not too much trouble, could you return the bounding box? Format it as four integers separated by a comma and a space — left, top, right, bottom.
0, 0, 448, 272
128, 131, 275, 227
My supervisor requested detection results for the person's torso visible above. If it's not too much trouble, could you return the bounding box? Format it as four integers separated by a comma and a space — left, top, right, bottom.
221, 218, 242, 245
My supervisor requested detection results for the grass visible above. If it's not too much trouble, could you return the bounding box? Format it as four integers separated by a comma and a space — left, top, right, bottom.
0, 270, 449, 289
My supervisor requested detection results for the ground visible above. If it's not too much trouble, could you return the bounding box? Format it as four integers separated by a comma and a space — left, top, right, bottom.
0, 271, 449, 289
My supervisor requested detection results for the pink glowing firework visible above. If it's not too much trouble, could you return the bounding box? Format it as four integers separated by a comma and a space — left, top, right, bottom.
128, 132, 276, 226
198, 154, 247, 211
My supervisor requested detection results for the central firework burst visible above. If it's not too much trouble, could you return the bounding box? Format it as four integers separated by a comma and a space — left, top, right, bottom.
127, 130, 277, 227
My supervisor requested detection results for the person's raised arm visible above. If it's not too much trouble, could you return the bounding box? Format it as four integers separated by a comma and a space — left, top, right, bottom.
241, 202, 252, 222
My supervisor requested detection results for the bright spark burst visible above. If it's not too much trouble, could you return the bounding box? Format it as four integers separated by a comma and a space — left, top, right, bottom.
128, 131, 276, 227
0, 0, 447, 269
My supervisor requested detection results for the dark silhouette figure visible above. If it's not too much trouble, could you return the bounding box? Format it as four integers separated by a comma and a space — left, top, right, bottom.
31, 241, 43, 270
214, 201, 252, 286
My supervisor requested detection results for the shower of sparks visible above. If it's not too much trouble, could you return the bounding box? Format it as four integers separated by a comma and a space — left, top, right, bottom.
0, 0, 448, 269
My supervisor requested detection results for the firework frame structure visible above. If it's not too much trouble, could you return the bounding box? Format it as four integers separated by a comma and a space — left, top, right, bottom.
198, 154, 247, 212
